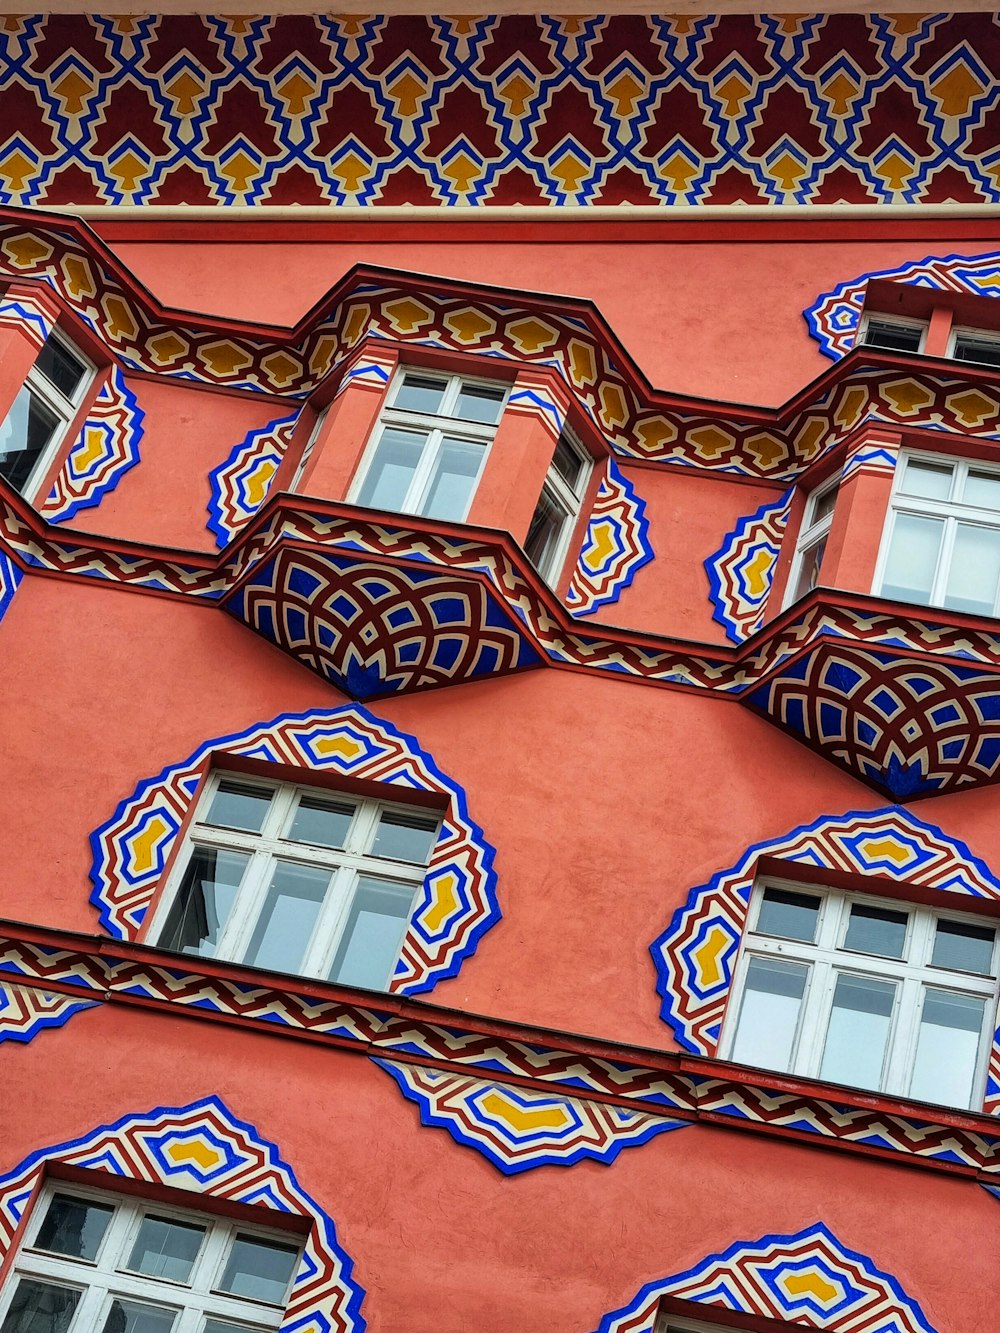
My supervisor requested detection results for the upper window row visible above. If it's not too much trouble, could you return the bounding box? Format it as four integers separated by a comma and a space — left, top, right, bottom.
860, 312, 1000, 368
0, 347, 589, 587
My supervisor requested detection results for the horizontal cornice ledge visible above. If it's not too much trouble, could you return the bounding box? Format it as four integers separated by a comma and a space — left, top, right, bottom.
1, 919, 997, 1181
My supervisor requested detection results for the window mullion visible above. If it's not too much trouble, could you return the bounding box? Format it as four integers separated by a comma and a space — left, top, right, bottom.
405, 427, 442, 513
932, 516, 958, 604
217, 851, 274, 963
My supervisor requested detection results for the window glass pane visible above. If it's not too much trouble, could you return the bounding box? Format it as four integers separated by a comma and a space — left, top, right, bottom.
356, 428, 425, 511
789, 536, 826, 602
126, 1215, 205, 1282
551, 435, 585, 490
1, 1279, 80, 1333
942, 523, 1000, 616
728, 956, 807, 1072
899, 459, 953, 500
419, 437, 483, 520
909, 990, 986, 1108
158, 848, 249, 958
329, 876, 415, 990
812, 485, 839, 523
756, 888, 820, 943
202, 1323, 259, 1333
286, 796, 354, 849
862, 318, 922, 353
35, 1193, 113, 1261
880, 512, 944, 605
218, 1235, 299, 1303
371, 809, 438, 863
392, 375, 446, 415
204, 782, 271, 833
819, 973, 895, 1091
243, 861, 330, 974
36, 339, 87, 399
454, 381, 505, 425
932, 918, 996, 974
100, 1301, 176, 1333
524, 489, 566, 574
953, 334, 1000, 369
843, 903, 908, 958
0, 385, 59, 494
962, 468, 1000, 510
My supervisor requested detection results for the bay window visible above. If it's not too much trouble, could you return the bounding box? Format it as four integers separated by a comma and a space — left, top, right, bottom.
0, 1185, 300, 1333
351, 368, 507, 522
876, 452, 1000, 616
150, 773, 439, 991
721, 880, 998, 1110
0, 331, 92, 500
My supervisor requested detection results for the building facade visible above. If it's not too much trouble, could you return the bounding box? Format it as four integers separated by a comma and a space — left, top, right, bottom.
0, 9, 998, 1333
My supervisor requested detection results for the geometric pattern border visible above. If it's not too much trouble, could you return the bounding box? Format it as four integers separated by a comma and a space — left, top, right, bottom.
806, 251, 1000, 361
0, 289, 54, 348
372, 1058, 687, 1174
1, 932, 998, 1176
0, 979, 96, 1044
0, 1095, 366, 1333
745, 645, 1000, 800
704, 492, 792, 644
592, 1222, 937, 1333
207, 409, 301, 549
0, 547, 22, 624
567, 459, 654, 616
87, 704, 500, 995
7, 221, 1000, 480
649, 805, 1000, 1114
3, 14, 1000, 210
40, 365, 145, 523
225, 549, 542, 700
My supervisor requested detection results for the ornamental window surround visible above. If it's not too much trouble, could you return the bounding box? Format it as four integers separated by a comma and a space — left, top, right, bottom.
147, 771, 440, 991
874, 450, 1000, 617
523, 428, 591, 585
0, 329, 93, 501
349, 367, 508, 523
0, 1183, 301, 1333
719, 879, 999, 1111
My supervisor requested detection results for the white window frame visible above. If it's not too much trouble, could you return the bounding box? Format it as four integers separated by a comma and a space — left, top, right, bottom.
783, 474, 839, 608
147, 772, 439, 990
719, 878, 999, 1110
655, 1318, 740, 1333
348, 367, 508, 521
948, 323, 1000, 369
873, 449, 1000, 616
0, 328, 95, 501
0, 1180, 301, 1333
525, 429, 591, 585
856, 311, 927, 355
289, 403, 331, 494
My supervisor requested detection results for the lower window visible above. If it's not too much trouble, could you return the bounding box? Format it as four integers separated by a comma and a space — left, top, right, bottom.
149, 773, 440, 991
0, 1185, 301, 1333
720, 881, 999, 1110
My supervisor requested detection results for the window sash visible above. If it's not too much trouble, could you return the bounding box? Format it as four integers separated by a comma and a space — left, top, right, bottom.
148, 775, 436, 989
721, 881, 998, 1108
0, 332, 94, 501
524, 432, 590, 585
349, 369, 507, 522
784, 479, 838, 607
875, 451, 1000, 615
0, 1185, 295, 1333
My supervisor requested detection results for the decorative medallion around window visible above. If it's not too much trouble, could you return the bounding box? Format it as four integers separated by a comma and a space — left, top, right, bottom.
805, 250, 1000, 361
0, 1096, 366, 1333
595, 1222, 937, 1333
651, 807, 1000, 1114
89, 705, 499, 996
704, 493, 792, 642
